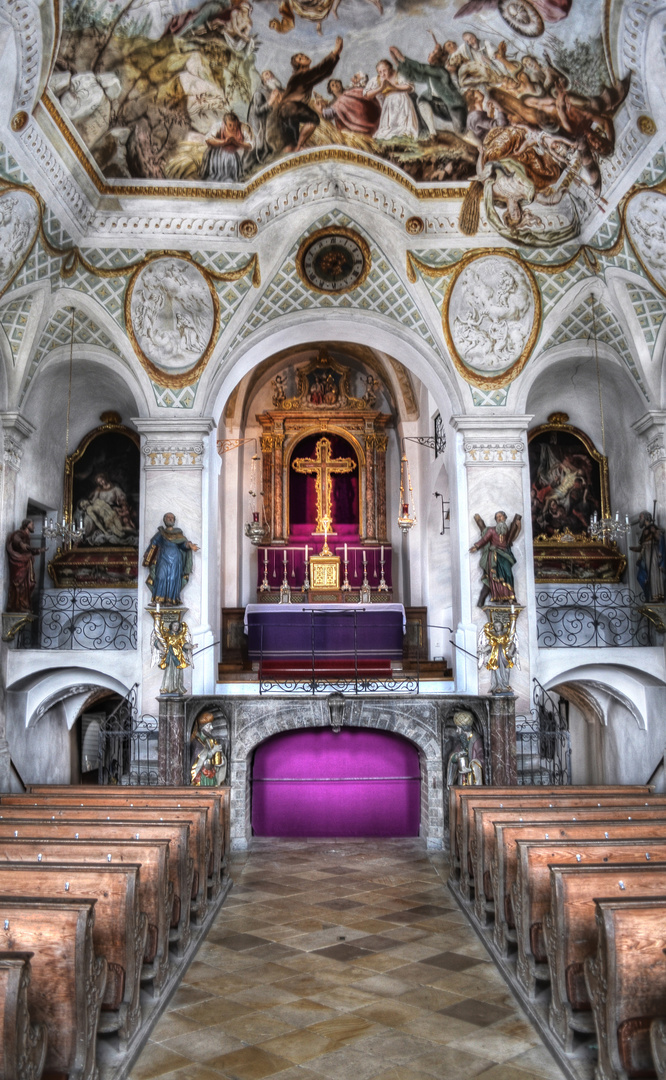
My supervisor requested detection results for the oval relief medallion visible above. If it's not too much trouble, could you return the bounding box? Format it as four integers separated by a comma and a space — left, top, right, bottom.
625, 190, 666, 297
0, 188, 40, 298
125, 255, 220, 387
443, 252, 540, 389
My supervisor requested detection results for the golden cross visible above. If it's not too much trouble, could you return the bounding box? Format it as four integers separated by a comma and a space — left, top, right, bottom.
292, 437, 356, 536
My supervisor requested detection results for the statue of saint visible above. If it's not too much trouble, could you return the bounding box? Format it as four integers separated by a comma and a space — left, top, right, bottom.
5, 519, 45, 612
150, 616, 193, 695
470, 510, 521, 608
630, 510, 666, 602
143, 512, 199, 605
477, 608, 521, 695
190, 712, 227, 786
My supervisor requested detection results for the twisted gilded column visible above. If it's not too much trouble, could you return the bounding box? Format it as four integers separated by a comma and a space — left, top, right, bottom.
364, 434, 377, 542
273, 434, 285, 542
375, 434, 388, 541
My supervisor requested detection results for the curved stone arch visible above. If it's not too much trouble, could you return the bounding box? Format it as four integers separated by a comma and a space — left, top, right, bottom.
515, 339, 646, 416
229, 697, 445, 851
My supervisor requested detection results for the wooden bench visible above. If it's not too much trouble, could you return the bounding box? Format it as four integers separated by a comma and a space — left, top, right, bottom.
513, 835, 666, 997
1, 797, 208, 924
651, 1019, 666, 1080
0, 815, 192, 957
27, 786, 228, 899
457, 791, 661, 901
543, 862, 666, 1052
0, 863, 146, 1052
0, 836, 172, 996
0, 896, 107, 1080
486, 807, 666, 951
585, 896, 666, 1080
448, 785, 651, 877
0, 951, 47, 1080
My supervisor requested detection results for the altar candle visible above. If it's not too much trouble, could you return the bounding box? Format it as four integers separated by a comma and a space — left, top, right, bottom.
305, 544, 308, 562
264, 547, 268, 565
363, 549, 367, 565
344, 543, 347, 561
380, 545, 384, 562
283, 549, 287, 566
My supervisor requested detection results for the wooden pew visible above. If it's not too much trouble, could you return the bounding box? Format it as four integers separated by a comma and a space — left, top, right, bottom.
0, 952, 47, 1080
0, 815, 192, 956
651, 1019, 666, 1080
0, 896, 107, 1080
27, 786, 228, 898
0, 863, 146, 1052
0, 837, 172, 996
512, 835, 666, 997
457, 791, 661, 901
1, 797, 208, 924
543, 862, 666, 1052
585, 897, 666, 1080
483, 806, 666, 948
448, 785, 652, 877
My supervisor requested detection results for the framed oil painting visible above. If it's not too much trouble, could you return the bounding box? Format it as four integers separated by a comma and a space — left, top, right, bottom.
48, 411, 140, 588
528, 412, 624, 584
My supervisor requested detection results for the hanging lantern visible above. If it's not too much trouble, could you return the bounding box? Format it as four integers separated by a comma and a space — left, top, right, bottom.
397, 450, 417, 534
244, 452, 267, 545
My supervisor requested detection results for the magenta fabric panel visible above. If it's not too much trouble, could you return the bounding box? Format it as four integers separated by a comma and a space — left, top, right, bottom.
289, 433, 359, 527
251, 728, 421, 837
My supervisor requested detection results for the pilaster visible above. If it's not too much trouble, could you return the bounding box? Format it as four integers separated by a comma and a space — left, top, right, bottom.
632, 412, 666, 516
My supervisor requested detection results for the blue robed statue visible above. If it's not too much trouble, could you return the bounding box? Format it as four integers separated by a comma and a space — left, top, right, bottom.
143, 512, 199, 605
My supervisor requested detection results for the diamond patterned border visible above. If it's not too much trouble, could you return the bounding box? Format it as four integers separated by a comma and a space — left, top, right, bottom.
626, 283, 666, 355
0, 294, 33, 363
20, 306, 123, 406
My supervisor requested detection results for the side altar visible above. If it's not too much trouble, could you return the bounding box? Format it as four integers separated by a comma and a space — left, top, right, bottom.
253, 353, 393, 604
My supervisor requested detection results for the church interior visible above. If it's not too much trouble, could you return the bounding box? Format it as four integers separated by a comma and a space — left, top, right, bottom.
3, 0, 666, 1077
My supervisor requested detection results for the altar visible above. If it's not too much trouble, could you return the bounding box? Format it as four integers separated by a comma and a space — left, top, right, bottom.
244, 603, 406, 662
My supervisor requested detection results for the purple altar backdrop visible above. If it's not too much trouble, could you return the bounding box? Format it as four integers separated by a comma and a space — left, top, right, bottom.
252, 727, 421, 837
244, 604, 405, 661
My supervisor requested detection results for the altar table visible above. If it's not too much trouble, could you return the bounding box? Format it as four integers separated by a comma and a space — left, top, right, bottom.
244, 603, 405, 662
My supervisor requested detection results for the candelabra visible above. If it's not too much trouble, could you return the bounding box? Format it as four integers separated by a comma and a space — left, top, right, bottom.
259, 548, 270, 592
588, 510, 630, 544
43, 514, 85, 545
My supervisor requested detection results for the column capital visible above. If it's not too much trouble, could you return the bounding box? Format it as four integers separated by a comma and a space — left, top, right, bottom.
632, 411, 666, 470
451, 415, 533, 466
132, 417, 216, 471
1, 411, 35, 473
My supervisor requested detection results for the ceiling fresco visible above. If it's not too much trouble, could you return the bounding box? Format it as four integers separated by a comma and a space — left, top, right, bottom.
46, 0, 636, 246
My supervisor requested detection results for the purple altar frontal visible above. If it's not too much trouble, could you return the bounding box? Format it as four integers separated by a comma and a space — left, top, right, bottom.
252, 727, 420, 837
244, 603, 405, 662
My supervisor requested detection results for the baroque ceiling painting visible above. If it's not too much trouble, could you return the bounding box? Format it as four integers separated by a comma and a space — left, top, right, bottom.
48, 0, 633, 246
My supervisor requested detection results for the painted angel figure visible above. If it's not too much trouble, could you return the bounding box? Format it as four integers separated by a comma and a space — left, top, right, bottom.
151, 617, 193, 695
477, 610, 520, 695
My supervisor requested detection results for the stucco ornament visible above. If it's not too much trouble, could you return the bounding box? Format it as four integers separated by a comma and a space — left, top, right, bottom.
126, 255, 219, 386
444, 252, 540, 389
0, 188, 40, 298
625, 191, 666, 296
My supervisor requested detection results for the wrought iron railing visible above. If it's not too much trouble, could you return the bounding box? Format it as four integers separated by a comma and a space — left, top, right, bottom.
516, 680, 571, 786
98, 685, 159, 786
14, 590, 137, 650
535, 584, 662, 648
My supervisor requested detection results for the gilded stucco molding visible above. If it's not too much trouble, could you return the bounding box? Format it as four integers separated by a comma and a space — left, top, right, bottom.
141, 443, 205, 469
462, 441, 525, 465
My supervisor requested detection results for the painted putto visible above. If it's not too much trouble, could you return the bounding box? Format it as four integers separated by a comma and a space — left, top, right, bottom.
50, 0, 631, 245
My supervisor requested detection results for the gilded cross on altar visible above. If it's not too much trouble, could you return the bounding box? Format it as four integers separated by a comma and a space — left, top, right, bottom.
292, 437, 356, 539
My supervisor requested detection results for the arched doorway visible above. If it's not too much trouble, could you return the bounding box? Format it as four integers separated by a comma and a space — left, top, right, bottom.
251, 726, 420, 837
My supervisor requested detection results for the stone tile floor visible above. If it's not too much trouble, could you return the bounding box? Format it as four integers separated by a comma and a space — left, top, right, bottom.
130, 839, 565, 1080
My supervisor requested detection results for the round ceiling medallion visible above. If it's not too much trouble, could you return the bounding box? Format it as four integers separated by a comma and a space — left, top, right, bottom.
125, 254, 220, 388
443, 250, 541, 389
296, 227, 371, 295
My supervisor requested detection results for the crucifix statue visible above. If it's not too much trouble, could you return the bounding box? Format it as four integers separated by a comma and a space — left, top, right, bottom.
292, 437, 356, 541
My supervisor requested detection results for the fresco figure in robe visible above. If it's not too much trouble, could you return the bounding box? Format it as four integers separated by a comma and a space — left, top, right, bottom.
5, 519, 45, 613
470, 510, 522, 607
143, 512, 199, 605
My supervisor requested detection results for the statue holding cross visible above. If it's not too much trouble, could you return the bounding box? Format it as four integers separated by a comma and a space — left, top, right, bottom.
292, 437, 356, 540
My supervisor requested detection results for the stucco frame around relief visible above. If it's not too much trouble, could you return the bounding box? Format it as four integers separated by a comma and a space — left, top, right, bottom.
442, 250, 542, 390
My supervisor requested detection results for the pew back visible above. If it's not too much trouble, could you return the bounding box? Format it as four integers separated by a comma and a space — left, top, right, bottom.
0, 951, 47, 1080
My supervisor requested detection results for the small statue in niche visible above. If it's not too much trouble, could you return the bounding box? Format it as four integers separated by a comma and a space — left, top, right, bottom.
5, 518, 45, 612
470, 510, 521, 607
272, 374, 286, 407
143, 512, 199, 606
362, 374, 378, 407
446, 710, 483, 787
190, 711, 227, 786
477, 606, 521, 695
630, 510, 666, 602
150, 614, 193, 695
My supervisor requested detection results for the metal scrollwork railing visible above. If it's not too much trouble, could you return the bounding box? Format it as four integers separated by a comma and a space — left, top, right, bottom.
516, 680, 571, 786
98, 686, 160, 786
15, 590, 137, 650
535, 584, 662, 648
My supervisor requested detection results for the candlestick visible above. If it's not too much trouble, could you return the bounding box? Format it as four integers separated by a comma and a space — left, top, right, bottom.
344, 543, 347, 561
305, 544, 308, 562
260, 548, 270, 592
